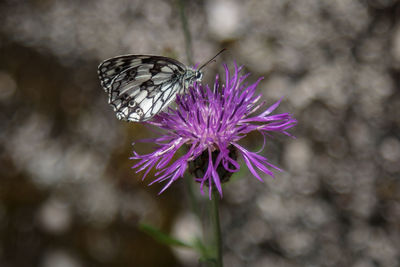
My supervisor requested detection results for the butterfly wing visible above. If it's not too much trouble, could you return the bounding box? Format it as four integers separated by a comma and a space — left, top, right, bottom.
98, 55, 187, 122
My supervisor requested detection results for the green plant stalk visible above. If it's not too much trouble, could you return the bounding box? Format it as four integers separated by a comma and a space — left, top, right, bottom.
211, 190, 223, 267
177, 1, 224, 265
177, 0, 193, 65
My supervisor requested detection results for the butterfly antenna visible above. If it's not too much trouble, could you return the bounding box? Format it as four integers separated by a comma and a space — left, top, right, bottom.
198, 48, 227, 70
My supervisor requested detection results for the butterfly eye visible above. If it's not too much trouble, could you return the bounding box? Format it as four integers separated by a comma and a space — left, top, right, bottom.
196, 72, 203, 80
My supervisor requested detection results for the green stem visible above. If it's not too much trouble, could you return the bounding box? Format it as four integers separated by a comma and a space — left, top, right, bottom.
184, 174, 201, 220
177, 2, 224, 266
177, 0, 193, 65
212, 190, 223, 267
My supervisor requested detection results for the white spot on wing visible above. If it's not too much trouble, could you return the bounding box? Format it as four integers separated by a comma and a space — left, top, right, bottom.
152, 72, 174, 85
161, 66, 173, 72
140, 98, 153, 114
135, 90, 148, 103
128, 113, 140, 121
153, 99, 163, 114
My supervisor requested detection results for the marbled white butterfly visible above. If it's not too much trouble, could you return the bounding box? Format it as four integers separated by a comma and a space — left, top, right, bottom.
98, 50, 225, 122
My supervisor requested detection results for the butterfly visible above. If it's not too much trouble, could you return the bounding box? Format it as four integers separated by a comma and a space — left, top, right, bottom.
98, 50, 225, 122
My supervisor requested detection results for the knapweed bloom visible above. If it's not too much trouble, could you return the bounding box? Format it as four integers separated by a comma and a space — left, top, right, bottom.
131, 63, 297, 198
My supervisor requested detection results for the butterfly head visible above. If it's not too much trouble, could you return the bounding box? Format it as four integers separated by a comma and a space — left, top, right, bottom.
187, 68, 203, 81
195, 70, 203, 81
182, 49, 226, 92
183, 68, 203, 91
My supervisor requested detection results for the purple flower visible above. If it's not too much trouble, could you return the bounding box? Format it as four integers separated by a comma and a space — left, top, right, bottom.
130, 63, 297, 198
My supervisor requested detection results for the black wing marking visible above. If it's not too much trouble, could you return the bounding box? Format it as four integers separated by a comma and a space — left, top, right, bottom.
98, 55, 187, 122
98, 55, 186, 93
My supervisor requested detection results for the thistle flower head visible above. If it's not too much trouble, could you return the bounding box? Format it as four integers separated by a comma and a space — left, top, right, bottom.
131, 63, 297, 198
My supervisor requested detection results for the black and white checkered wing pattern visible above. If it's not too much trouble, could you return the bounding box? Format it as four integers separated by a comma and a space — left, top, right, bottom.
98, 55, 188, 122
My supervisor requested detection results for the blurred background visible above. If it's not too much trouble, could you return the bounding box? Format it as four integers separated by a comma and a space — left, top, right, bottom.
1, 0, 400, 266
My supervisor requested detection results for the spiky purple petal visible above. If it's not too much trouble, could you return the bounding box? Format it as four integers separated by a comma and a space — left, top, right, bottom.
130, 63, 297, 198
